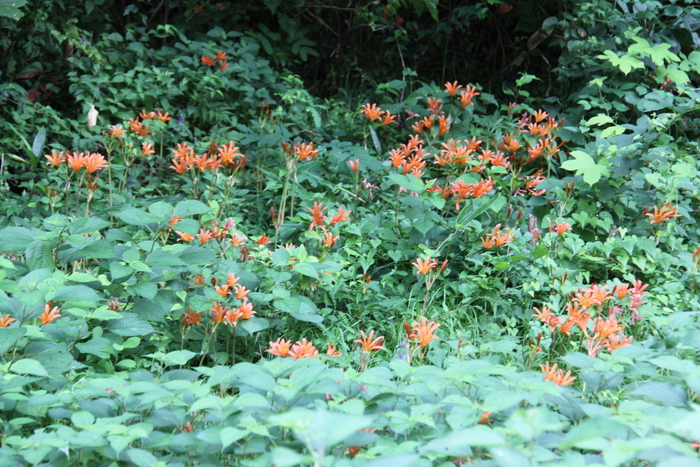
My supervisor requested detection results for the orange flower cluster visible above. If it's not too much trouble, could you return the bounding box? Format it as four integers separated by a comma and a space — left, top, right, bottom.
533, 281, 648, 358
447, 177, 496, 210
411, 114, 451, 136
540, 362, 576, 386
646, 201, 682, 224
169, 141, 247, 174
139, 109, 172, 122
266, 338, 341, 359
434, 137, 486, 168
40, 303, 62, 325
45, 150, 108, 174
0, 314, 17, 327
481, 224, 515, 248
182, 271, 256, 327
388, 135, 427, 177
306, 201, 351, 231
128, 117, 152, 137
411, 256, 448, 275
516, 169, 547, 197
360, 103, 396, 126
173, 218, 239, 245
201, 50, 229, 71
443, 82, 480, 108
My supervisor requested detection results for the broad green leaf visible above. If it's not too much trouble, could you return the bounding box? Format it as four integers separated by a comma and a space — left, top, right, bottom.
630, 382, 688, 406
292, 262, 320, 279
558, 417, 629, 449
388, 173, 426, 194
25, 239, 54, 270
31, 127, 46, 159
560, 150, 610, 185
0, 0, 28, 20
588, 114, 615, 126
126, 448, 161, 467
51, 285, 103, 303
0, 227, 37, 252
71, 410, 95, 428
107, 312, 156, 336
0, 326, 26, 354
116, 208, 163, 226
220, 427, 248, 450
10, 358, 49, 377
274, 296, 323, 324
369, 126, 381, 154
173, 199, 211, 217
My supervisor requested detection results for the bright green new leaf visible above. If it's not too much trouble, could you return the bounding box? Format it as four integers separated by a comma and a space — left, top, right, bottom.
560, 150, 610, 185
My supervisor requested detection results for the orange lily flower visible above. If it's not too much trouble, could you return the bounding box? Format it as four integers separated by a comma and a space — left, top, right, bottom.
254, 234, 272, 245
182, 308, 203, 326
347, 158, 360, 174
322, 232, 339, 247
410, 317, 441, 347
307, 201, 327, 230
361, 103, 383, 121
234, 284, 250, 300
40, 303, 62, 325
458, 85, 480, 108
549, 222, 570, 235
412, 256, 437, 275
215, 50, 227, 61
355, 330, 385, 353
209, 302, 228, 324
328, 207, 351, 226
646, 201, 682, 224
326, 343, 341, 356
380, 111, 397, 126
295, 142, 319, 161
0, 314, 16, 327
267, 338, 292, 357
45, 150, 65, 167
445, 81, 463, 96
84, 153, 108, 174
201, 55, 216, 66
109, 125, 126, 138
176, 231, 194, 242
289, 338, 319, 359
239, 300, 255, 319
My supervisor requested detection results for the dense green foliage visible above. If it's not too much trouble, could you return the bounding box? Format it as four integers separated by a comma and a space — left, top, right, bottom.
2, 1, 700, 466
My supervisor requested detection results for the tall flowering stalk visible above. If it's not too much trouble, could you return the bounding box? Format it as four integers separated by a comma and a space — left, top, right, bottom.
412, 256, 448, 316
273, 141, 319, 236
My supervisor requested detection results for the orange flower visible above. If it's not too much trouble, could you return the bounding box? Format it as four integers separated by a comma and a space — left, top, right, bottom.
437, 115, 451, 136
614, 283, 631, 299
176, 231, 194, 242
214, 284, 231, 297
239, 300, 256, 319
307, 201, 327, 230
254, 234, 272, 245
426, 97, 443, 115
532, 305, 560, 332
289, 338, 319, 359
209, 302, 228, 324
347, 158, 360, 174
354, 330, 385, 353
230, 233, 246, 246
215, 50, 227, 61
412, 256, 437, 275
190, 274, 205, 287
409, 317, 440, 347
197, 229, 213, 244
604, 333, 633, 352
470, 177, 495, 198
39, 303, 61, 325
225, 272, 240, 287
361, 103, 383, 121
267, 338, 292, 357
326, 343, 341, 356
84, 153, 108, 174
478, 411, 492, 424
295, 142, 319, 161
646, 201, 682, 224
592, 316, 624, 339
549, 222, 570, 235
328, 207, 351, 226
0, 314, 16, 327
379, 110, 397, 126
182, 308, 203, 326
322, 232, 339, 247
67, 152, 87, 171
458, 85, 480, 108
540, 362, 576, 386
219, 61, 230, 72
445, 81, 463, 96
224, 307, 243, 326
109, 125, 126, 138
156, 110, 172, 122
234, 284, 250, 300
45, 150, 65, 167
141, 142, 155, 156
201, 55, 216, 66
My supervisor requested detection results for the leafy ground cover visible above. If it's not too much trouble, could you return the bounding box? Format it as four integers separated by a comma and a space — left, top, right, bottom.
2, 1, 700, 466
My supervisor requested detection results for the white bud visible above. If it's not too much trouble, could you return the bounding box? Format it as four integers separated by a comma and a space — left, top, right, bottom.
87, 104, 99, 127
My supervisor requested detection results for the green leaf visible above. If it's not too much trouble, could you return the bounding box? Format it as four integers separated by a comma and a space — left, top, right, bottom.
0, 326, 26, 354
369, 126, 381, 154
0, 227, 37, 252
126, 448, 161, 467
387, 173, 426, 194
274, 296, 323, 324
558, 417, 629, 449
630, 382, 688, 407
10, 358, 49, 377
0, 0, 29, 20
25, 239, 54, 270
560, 150, 610, 185
116, 208, 163, 226
173, 199, 211, 217
31, 127, 46, 159
107, 312, 156, 336
220, 427, 249, 450
292, 262, 320, 279
587, 114, 615, 126
51, 285, 103, 303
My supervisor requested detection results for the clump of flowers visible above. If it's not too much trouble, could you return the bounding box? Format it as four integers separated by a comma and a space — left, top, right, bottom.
540, 362, 576, 386
533, 280, 648, 358
266, 338, 341, 360
200, 50, 229, 71
481, 224, 515, 249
